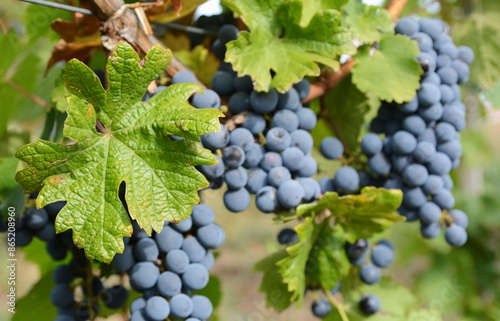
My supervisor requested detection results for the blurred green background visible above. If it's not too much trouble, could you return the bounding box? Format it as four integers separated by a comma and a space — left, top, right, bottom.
1, 0, 499, 320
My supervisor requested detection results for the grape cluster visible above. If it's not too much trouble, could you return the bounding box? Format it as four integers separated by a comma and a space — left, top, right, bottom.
358, 17, 472, 246
111, 204, 223, 321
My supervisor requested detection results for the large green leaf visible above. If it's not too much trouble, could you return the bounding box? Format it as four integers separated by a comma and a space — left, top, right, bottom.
352, 34, 422, 103
297, 187, 404, 241
16, 43, 223, 262
342, 0, 394, 44
276, 218, 350, 307
222, 0, 355, 92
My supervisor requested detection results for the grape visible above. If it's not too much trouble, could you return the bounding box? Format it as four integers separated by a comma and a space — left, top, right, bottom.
311, 300, 331, 318
182, 237, 206, 263
359, 294, 381, 315
290, 129, 314, 154
157, 271, 182, 297
196, 223, 225, 249
272, 109, 299, 133
418, 202, 442, 224
130, 297, 146, 314
51, 284, 74, 308
182, 264, 209, 290
440, 84, 455, 104
427, 152, 452, 175
130, 309, 147, 321
282, 147, 306, 172
172, 70, 196, 84
165, 249, 190, 274
243, 143, 264, 168
419, 18, 443, 40
361, 133, 383, 156
377, 239, 394, 250
437, 66, 459, 86
260, 152, 283, 172
417, 52, 436, 72
223, 188, 250, 212
411, 32, 433, 52
458, 46, 474, 64
242, 112, 266, 135
368, 153, 391, 175
211, 39, 225, 60
144, 296, 170, 321
418, 128, 437, 145
442, 174, 454, 190
277, 87, 301, 111
433, 33, 452, 50
432, 189, 455, 209
435, 122, 457, 143
201, 124, 229, 151
24, 208, 48, 230
191, 204, 215, 227
223, 145, 246, 168
134, 238, 159, 262
246, 168, 269, 194
296, 155, 318, 177
229, 92, 250, 113
437, 54, 452, 69
384, 177, 403, 189
320, 136, 344, 159
293, 79, 310, 100
46, 238, 68, 261
218, 24, 239, 44
191, 295, 213, 319
402, 187, 427, 209
35, 222, 56, 241
130, 262, 160, 291
391, 131, 417, 154
277, 180, 305, 208
53, 265, 73, 284
413, 141, 436, 163
171, 216, 193, 233
155, 225, 183, 253
218, 61, 236, 75
199, 155, 225, 179
298, 178, 321, 202
250, 89, 278, 113
234, 75, 253, 93
445, 225, 467, 246
345, 239, 370, 262
255, 186, 278, 213
111, 246, 136, 273
417, 82, 441, 106
397, 96, 419, 114
395, 17, 419, 36
437, 43, 459, 59
334, 166, 360, 194
420, 102, 445, 122
441, 104, 466, 131
449, 209, 468, 228
402, 115, 427, 136
319, 177, 335, 194
359, 264, 381, 284
422, 175, 444, 195
169, 293, 193, 318
437, 140, 462, 160
200, 251, 215, 270
296, 107, 317, 131
191, 89, 221, 109
224, 166, 248, 190
277, 228, 298, 245
267, 166, 292, 187
403, 164, 429, 187
103, 285, 128, 309
370, 244, 394, 268
265, 127, 292, 152
392, 155, 411, 174
229, 127, 254, 150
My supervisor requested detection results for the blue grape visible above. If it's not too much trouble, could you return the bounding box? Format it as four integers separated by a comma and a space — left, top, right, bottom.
435, 122, 457, 143
156, 271, 182, 297
395, 17, 419, 36
411, 32, 434, 52
277, 87, 301, 111
53, 265, 73, 284
417, 82, 441, 106
296, 107, 317, 131
402, 187, 427, 209
427, 152, 452, 175
359, 264, 381, 284
440, 84, 455, 103
51, 284, 74, 308
250, 89, 278, 113
437, 42, 458, 59
298, 178, 321, 202
191, 204, 215, 227
433, 33, 452, 50
449, 209, 468, 228
35, 222, 56, 241
458, 46, 474, 64
370, 244, 394, 268
320, 136, 344, 159
282, 147, 306, 172
243, 143, 264, 168
242, 112, 266, 135
359, 294, 381, 315
182, 237, 206, 263
418, 202, 442, 224
437, 140, 462, 160
319, 178, 335, 194
277, 228, 298, 245
403, 164, 429, 186
418, 128, 437, 145
172, 71, 196, 84
199, 155, 225, 179
361, 133, 383, 156
196, 223, 225, 249
211, 71, 234, 96
422, 175, 444, 195
130, 297, 146, 314
155, 225, 183, 253
171, 216, 193, 233
437, 54, 452, 69
417, 52, 436, 73
399, 205, 419, 221
102, 285, 128, 309
311, 300, 331, 318
223, 188, 251, 212
224, 166, 248, 190
191, 89, 221, 109
255, 186, 278, 213
445, 225, 467, 246
134, 238, 159, 262
201, 124, 229, 151
368, 153, 391, 176
223, 145, 245, 168
432, 189, 455, 209
229, 92, 250, 113
413, 141, 436, 163
46, 238, 68, 261
391, 131, 417, 154
260, 152, 282, 172
111, 246, 136, 273
296, 155, 317, 177
218, 24, 239, 44
267, 166, 292, 187
165, 249, 190, 274
130, 262, 159, 291
293, 79, 310, 100
272, 109, 299, 133
419, 18, 443, 40
441, 174, 454, 190
277, 180, 305, 208
334, 166, 359, 194
24, 208, 48, 230
246, 168, 268, 194
392, 155, 412, 174
44, 201, 65, 219
169, 293, 193, 318
265, 127, 291, 152
345, 239, 370, 262
130, 309, 147, 321
229, 127, 254, 150
397, 96, 419, 114
291, 129, 314, 154
182, 264, 209, 290
441, 104, 466, 131
233, 76, 253, 93
144, 296, 170, 321
402, 115, 426, 136
190, 295, 213, 320
200, 251, 215, 270
377, 239, 394, 250
437, 66, 459, 86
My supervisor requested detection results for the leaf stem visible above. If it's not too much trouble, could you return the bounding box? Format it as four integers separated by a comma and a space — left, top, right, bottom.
323, 287, 350, 321
387, 0, 409, 20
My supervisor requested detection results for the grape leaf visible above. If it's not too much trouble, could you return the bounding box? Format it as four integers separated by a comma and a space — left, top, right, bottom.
297, 187, 404, 242
276, 218, 350, 307
342, 0, 394, 43
12, 272, 57, 321
222, 0, 355, 92
299, 0, 348, 26
352, 34, 422, 103
254, 249, 294, 312
15, 42, 223, 262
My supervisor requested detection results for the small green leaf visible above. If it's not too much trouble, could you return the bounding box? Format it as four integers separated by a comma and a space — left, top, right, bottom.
254, 249, 294, 312
297, 187, 404, 241
352, 34, 423, 103
222, 0, 355, 92
343, 0, 394, 43
16, 43, 223, 262
277, 218, 350, 307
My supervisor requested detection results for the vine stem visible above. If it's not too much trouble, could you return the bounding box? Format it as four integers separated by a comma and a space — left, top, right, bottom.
387, 0, 409, 20
324, 288, 350, 321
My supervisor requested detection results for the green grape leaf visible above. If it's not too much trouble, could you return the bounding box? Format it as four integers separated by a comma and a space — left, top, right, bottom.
297, 187, 404, 241
324, 74, 378, 152
276, 218, 350, 307
15, 42, 223, 262
222, 0, 355, 92
299, 0, 348, 26
12, 272, 57, 321
254, 249, 294, 312
343, 0, 394, 43
352, 34, 422, 103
